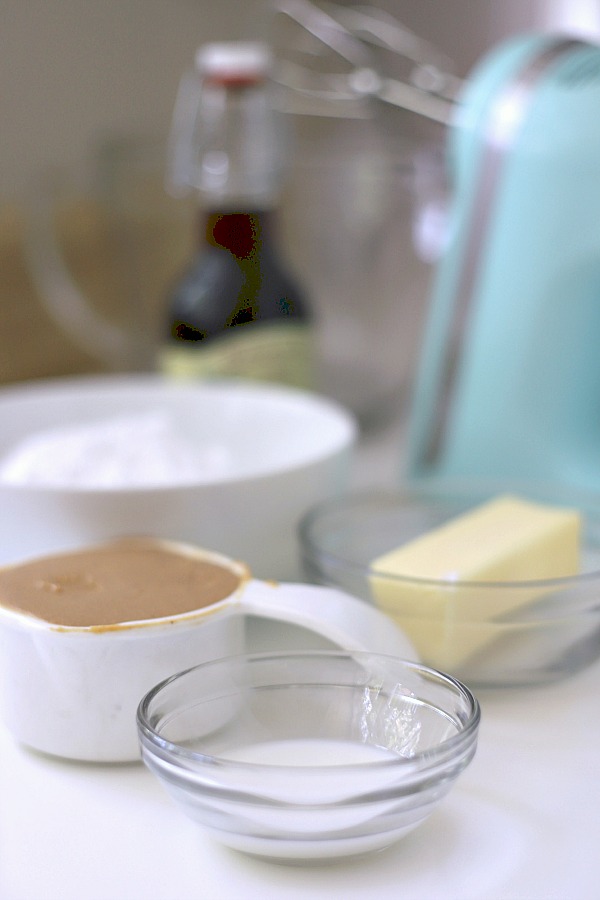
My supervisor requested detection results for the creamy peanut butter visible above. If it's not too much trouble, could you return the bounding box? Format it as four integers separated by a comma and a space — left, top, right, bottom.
0, 538, 242, 627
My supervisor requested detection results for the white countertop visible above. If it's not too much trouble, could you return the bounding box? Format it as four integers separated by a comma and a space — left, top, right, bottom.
1, 419, 599, 899
2, 654, 599, 900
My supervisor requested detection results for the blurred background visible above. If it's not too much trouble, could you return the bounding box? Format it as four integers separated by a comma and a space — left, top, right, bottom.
2, 0, 599, 429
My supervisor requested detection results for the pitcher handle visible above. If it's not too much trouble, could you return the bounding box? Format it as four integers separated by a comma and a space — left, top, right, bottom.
239, 579, 418, 659
25, 169, 130, 369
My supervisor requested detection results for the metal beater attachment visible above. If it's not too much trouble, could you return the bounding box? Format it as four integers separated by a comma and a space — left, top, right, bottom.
271, 0, 461, 122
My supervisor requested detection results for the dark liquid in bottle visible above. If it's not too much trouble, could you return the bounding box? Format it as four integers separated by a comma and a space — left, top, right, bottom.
167, 209, 309, 344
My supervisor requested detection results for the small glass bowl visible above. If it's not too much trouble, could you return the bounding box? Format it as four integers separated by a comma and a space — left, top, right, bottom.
137, 651, 479, 864
299, 483, 600, 687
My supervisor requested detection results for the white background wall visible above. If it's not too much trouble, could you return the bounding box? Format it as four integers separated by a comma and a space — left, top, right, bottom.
4, 0, 599, 204
1, 0, 269, 201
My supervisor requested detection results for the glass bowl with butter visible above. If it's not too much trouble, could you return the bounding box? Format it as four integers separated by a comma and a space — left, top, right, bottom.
299, 483, 600, 686
137, 650, 480, 863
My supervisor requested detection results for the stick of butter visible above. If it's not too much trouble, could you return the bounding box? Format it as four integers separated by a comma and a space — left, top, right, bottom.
369, 494, 580, 670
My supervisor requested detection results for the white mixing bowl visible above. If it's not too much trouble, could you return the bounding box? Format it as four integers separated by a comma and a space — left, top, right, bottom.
0, 374, 357, 578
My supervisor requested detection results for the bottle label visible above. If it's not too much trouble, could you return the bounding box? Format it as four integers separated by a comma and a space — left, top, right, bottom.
158, 322, 313, 389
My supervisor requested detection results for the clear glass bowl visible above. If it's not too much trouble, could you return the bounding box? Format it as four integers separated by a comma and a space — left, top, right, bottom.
137, 650, 479, 864
299, 483, 600, 687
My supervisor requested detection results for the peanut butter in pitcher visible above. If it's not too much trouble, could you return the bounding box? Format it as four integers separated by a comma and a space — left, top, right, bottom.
0, 538, 243, 628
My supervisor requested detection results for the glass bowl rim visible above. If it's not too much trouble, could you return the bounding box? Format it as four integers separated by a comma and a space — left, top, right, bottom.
299, 486, 600, 590
136, 649, 481, 771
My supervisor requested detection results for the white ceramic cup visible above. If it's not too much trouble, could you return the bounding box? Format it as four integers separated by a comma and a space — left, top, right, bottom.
0, 543, 417, 762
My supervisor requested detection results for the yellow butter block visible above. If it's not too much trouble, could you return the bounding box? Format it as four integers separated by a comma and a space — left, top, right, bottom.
369, 495, 580, 670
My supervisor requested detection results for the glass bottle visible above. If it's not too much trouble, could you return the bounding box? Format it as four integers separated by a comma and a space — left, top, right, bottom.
159, 41, 312, 388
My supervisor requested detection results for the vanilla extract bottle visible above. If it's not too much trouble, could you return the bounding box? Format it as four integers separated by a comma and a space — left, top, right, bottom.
160, 41, 312, 388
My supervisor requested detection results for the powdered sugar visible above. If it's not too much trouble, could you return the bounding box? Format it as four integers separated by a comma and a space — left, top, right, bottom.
0, 410, 235, 488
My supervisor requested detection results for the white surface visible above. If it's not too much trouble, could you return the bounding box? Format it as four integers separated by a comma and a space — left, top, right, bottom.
1, 649, 599, 899
1, 419, 600, 898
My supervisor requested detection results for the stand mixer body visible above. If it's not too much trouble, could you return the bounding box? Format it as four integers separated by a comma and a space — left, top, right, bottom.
407, 34, 600, 489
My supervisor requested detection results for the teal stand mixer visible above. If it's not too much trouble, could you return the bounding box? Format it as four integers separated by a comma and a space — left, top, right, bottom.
406, 33, 600, 489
